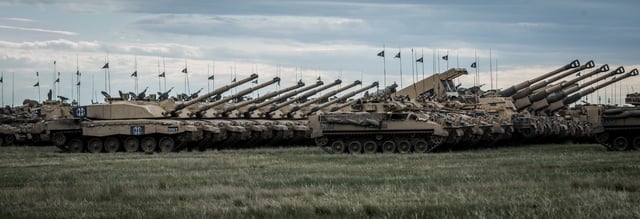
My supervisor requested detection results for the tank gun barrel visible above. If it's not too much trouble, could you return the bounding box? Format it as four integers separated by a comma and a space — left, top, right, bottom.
222, 80, 305, 113
285, 80, 362, 115
193, 77, 280, 115
528, 66, 625, 112
545, 69, 639, 113
511, 61, 595, 100
307, 81, 378, 115
248, 80, 325, 112
267, 79, 342, 113
500, 59, 580, 97
171, 73, 258, 113
515, 64, 608, 110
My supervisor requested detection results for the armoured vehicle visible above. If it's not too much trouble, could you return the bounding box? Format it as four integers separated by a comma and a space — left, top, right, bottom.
309, 86, 449, 154
590, 69, 640, 151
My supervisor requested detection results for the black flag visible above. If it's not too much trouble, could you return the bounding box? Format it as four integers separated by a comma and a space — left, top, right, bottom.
232, 77, 236, 82
394, 52, 401, 58
317, 76, 321, 81
208, 75, 214, 80
0, 76, 3, 83
158, 72, 165, 77
377, 50, 385, 57
102, 63, 109, 69
470, 62, 477, 68
252, 79, 258, 84
55, 78, 60, 83
442, 55, 448, 61
36, 72, 39, 76
76, 81, 81, 86
416, 57, 424, 63
131, 71, 138, 77
181, 68, 188, 74
76, 70, 81, 76
33, 82, 39, 87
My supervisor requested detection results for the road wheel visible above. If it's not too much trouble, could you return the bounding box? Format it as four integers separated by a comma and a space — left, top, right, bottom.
87, 138, 103, 153
141, 136, 157, 153
347, 141, 362, 154
314, 137, 329, 146
397, 140, 411, 153
123, 137, 140, 153
413, 140, 429, 153
104, 137, 120, 153
68, 138, 84, 153
4, 135, 15, 145
612, 136, 629, 151
382, 140, 396, 153
330, 140, 346, 153
633, 137, 640, 150
362, 141, 377, 154
51, 132, 67, 146
158, 136, 176, 153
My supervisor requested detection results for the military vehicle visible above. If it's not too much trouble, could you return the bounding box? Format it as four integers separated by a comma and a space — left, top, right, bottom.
309, 82, 451, 154
587, 69, 640, 151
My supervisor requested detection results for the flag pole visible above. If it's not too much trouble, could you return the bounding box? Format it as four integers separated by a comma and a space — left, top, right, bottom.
53, 60, 56, 99
12, 72, 15, 107
446, 50, 449, 70
421, 49, 425, 81
383, 44, 387, 88
398, 48, 403, 88
36, 72, 41, 102
76, 55, 81, 105
163, 57, 167, 93
157, 60, 161, 94
490, 49, 493, 90
1, 72, 3, 106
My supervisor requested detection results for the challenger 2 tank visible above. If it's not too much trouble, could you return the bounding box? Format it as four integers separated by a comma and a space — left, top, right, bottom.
587, 69, 640, 151
309, 83, 449, 154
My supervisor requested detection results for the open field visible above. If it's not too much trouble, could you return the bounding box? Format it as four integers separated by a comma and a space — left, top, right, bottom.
1, 144, 639, 218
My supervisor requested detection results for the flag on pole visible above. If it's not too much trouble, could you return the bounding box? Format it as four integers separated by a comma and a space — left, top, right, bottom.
54, 60, 56, 65
36, 72, 39, 76
416, 57, 424, 63
442, 55, 449, 61
33, 82, 39, 87
377, 50, 385, 57
232, 77, 236, 82
76, 82, 81, 86
207, 75, 214, 80
76, 70, 81, 76
158, 72, 166, 77
55, 78, 60, 83
470, 62, 477, 68
102, 63, 109, 69
131, 71, 138, 77
252, 79, 258, 84
181, 68, 188, 73
317, 76, 321, 81
394, 52, 401, 58
0, 76, 3, 83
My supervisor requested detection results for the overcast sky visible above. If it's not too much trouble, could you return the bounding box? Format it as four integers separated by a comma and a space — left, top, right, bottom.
0, 0, 639, 105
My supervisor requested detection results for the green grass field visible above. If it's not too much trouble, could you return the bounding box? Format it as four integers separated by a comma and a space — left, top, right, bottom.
1, 144, 639, 218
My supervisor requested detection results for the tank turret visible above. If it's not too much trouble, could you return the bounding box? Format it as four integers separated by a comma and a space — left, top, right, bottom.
500, 60, 580, 97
